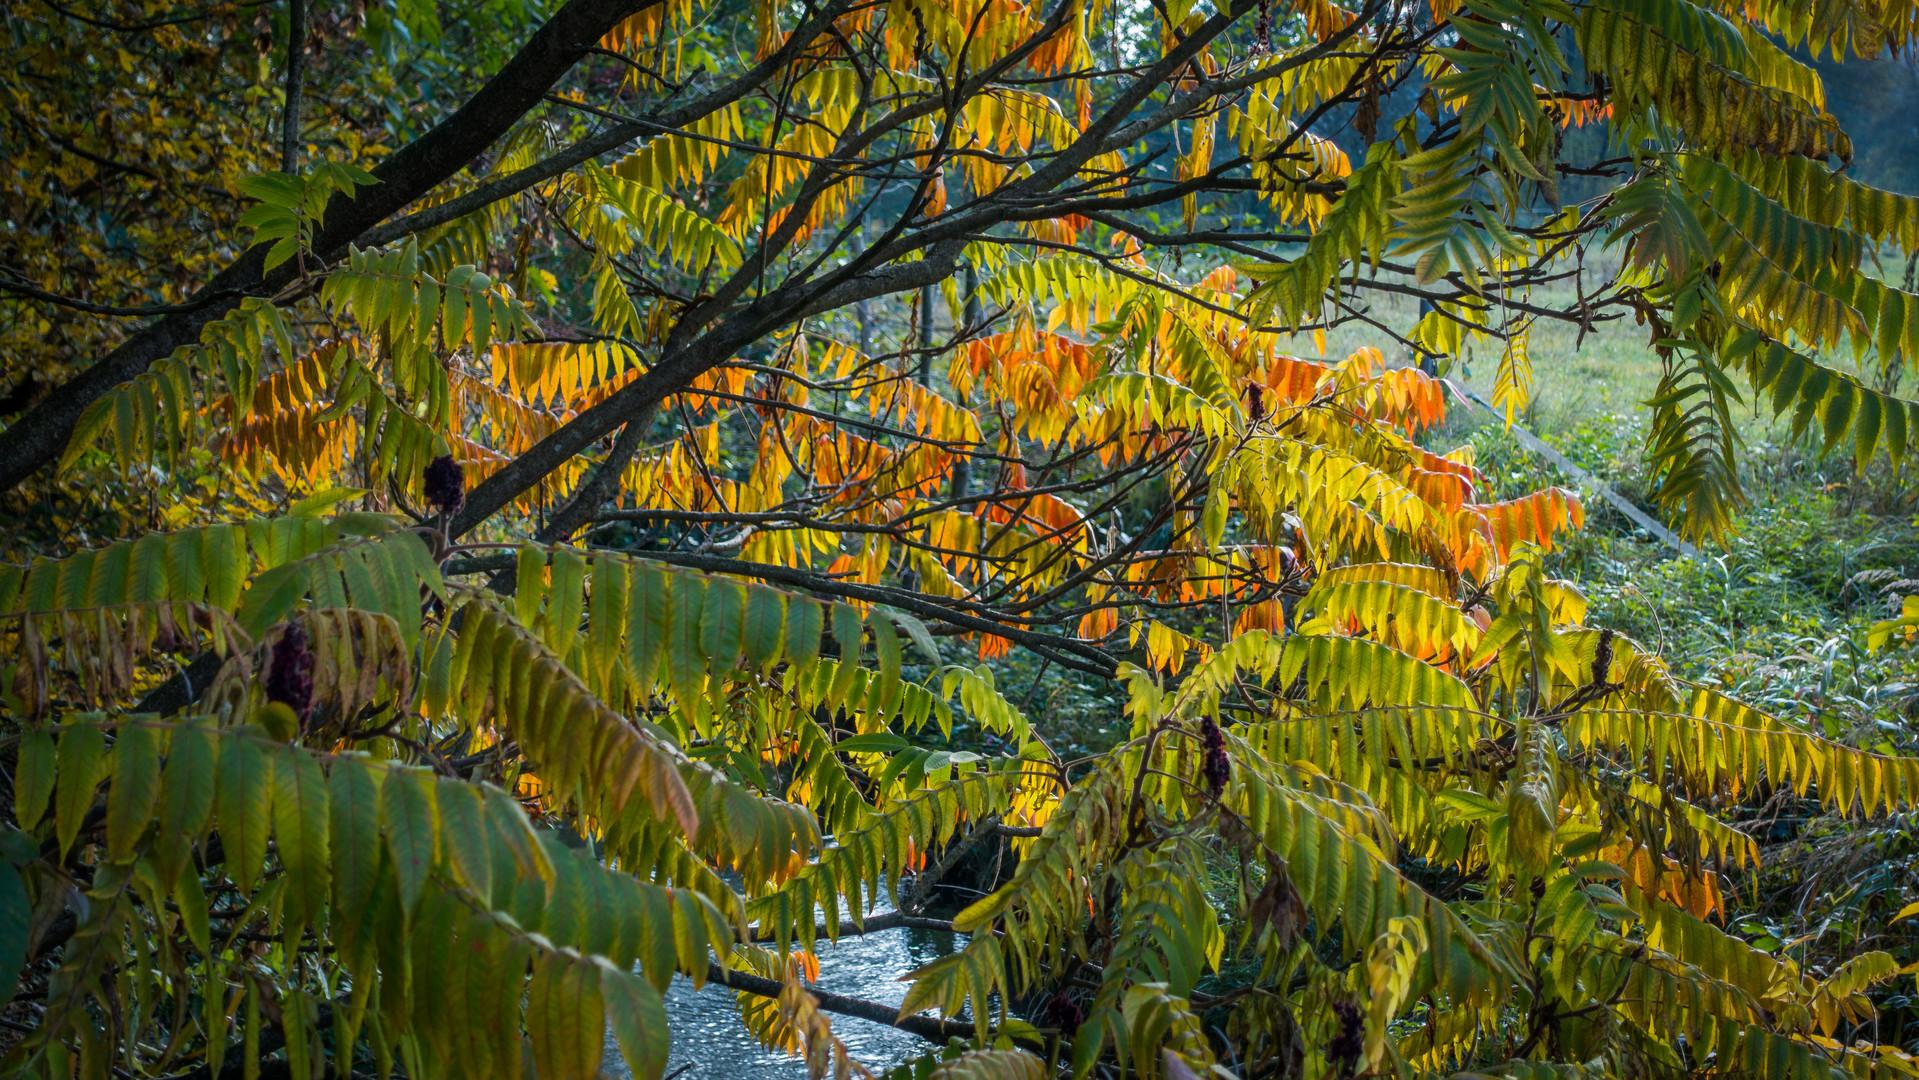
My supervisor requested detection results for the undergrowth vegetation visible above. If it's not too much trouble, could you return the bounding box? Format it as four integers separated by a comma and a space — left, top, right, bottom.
1448, 401, 1919, 1052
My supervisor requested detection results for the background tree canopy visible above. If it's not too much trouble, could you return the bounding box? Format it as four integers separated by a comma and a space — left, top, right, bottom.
6, 0, 1919, 1078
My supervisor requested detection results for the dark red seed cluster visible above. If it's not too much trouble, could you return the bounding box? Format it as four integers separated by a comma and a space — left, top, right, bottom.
1325, 1000, 1364, 1075
1201, 715, 1230, 795
423, 454, 465, 515
266, 620, 314, 723
1043, 991, 1085, 1032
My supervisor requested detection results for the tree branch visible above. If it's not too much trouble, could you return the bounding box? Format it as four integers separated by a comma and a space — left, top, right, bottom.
484, 405, 659, 594
704, 963, 973, 1043
280, 0, 305, 173
355, 0, 854, 253
0, 0, 666, 496
904, 814, 999, 913
0, 275, 240, 317
443, 0, 1372, 539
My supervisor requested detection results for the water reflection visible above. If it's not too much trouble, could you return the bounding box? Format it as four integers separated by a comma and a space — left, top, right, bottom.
604, 913, 963, 1078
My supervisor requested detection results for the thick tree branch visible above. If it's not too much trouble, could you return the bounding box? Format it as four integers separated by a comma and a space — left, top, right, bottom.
0, 0, 664, 496
536, 405, 656, 544
904, 814, 999, 913
448, 249, 965, 539
280, 0, 306, 173
704, 963, 973, 1042
444, 0, 1378, 540
356, 0, 854, 251
483, 405, 658, 595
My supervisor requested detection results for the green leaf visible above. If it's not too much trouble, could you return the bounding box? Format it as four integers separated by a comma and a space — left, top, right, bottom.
390, 528, 447, 604
435, 779, 492, 900
54, 721, 107, 861
669, 572, 707, 702
155, 722, 218, 889
487, 933, 536, 1080
130, 533, 169, 604
700, 578, 745, 670
236, 205, 296, 233
257, 701, 301, 742
871, 610, 902, 707
328, 160, 381, 188
290, 487, 368, 517
203, 956, 229, 1078
0, 861, 26, 1007
272, 746, 332, 927
742, 587, 787, 670
328, 756, 385, 948
238, 171, 304, 206
516, 544, 547, 629
784, 595, 823, 666
383, 767, 439, 916
106, 722, 163, 862
888, 608, 942, 665
237, 561, 312, 638
1201, 482, 1228, 549
1433, 787, 1503, 820
545, 546, 587, 660
203, 524, 247, 611
329, 511, 401, 537
14, 729, 55, 831
407, 893, 460, 1062
627, 565, 671, 690
0, 828, 33, 866
830, 604, 864, 701
529, 953, 604, 1080
283, 989, 318, 1080
446, 906, 501, 1077
175, 866, 211, 958
600, 962, 669, 1080
264, 235, 301, 272
725, 747, 771, 790
587, 554, 631, 696
483, 787, 554, 902
833, 733, 911, 754
216, 734, 274, 893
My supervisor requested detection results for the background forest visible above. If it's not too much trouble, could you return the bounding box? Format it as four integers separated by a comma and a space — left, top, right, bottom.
7, 0, 1919, 1079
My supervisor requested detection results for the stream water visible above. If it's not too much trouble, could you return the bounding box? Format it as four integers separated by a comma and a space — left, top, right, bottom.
602, 915, 964, 1078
